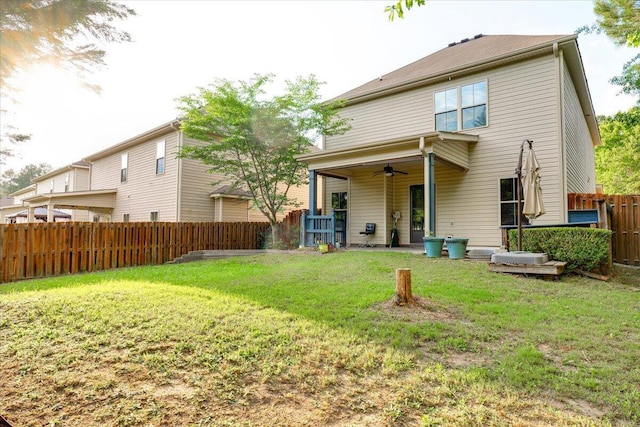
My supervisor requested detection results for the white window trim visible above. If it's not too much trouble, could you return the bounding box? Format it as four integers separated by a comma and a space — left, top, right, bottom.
434, 79, 489, 132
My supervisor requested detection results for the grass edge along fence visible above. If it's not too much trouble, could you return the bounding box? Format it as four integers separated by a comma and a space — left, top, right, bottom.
0, 221, 271, 283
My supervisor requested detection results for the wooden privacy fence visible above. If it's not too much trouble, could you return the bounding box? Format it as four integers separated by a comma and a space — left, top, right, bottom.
0, 221, 270, 283
568, 193, 639, 266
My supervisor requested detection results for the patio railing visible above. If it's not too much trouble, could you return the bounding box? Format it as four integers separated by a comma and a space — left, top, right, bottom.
300, 212, 335, 247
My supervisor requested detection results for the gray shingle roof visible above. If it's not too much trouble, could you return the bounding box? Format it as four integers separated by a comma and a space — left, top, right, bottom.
335, 34, 572, 101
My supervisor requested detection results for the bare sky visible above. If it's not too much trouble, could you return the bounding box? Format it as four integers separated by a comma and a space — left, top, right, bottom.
1, 0, 638, 176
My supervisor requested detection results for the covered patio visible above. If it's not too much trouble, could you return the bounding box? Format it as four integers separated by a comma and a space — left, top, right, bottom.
297, 131, 478, 247
20, 189, 117, 222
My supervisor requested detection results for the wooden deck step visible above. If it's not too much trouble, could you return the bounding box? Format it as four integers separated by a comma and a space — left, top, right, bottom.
489, 260, 567, 280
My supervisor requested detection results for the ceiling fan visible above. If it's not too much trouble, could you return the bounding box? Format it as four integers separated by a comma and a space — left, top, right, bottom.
373, 163, 408, 177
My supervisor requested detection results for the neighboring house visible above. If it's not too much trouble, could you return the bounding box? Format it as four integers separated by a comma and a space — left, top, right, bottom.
0, 185, 36, 223
298, 34, 599, 248
6, 121, 316, 223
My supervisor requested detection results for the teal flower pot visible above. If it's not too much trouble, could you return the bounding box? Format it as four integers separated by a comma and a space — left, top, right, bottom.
445, 238, 469, 259
423, 237, 445, 258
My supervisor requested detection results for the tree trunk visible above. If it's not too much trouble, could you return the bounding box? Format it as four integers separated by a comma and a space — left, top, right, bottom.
395, 268, 414, 306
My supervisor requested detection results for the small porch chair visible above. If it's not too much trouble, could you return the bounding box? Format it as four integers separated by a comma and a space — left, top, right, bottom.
359, 223, 376, 247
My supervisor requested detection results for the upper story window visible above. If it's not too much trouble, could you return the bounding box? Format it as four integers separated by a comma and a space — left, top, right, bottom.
50, 179, 54, 193
461, 81, 487, 129
150, 211, 159, 222
121, 153, 128, 182
434, 88, 458, 131
435, 80, 487, 131
123, 214, 130, 222
156, 140, 165, 175
64, 174, 69, 192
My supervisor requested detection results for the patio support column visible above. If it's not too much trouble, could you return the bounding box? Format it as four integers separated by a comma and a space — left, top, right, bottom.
428, 152, 436, 235
308, 169, 317, 215
423, 152, 436, 236
47, 204, 55, 223
27, 205, 35, 223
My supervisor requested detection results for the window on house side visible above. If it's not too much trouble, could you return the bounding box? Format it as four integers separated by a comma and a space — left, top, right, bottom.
156, 140, 165, 175
50, 179, 54, 193
121, 153, 128, 182
123, 214, 130, 222
499, 178, 529, 226
461, 81, 487, 129
64, 174, 69, 192
150, 211, 158, 222
331, 192, 347, 210
434, 88, 458, 131
435, 81, 487, 131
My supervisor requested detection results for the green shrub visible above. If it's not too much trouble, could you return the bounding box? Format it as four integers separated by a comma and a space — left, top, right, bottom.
508, 227, 612, 272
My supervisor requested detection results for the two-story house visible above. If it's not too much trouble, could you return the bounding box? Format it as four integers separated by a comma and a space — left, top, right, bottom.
5, 120, 315, 223
298, 34, 599, 248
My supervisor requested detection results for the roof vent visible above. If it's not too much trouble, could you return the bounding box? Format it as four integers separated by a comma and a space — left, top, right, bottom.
460, 38, 470, 44
474, 33, 483, 39
448, 42, 457, 47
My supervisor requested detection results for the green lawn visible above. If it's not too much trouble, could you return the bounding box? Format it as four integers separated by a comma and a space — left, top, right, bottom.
1, 251, 638, 426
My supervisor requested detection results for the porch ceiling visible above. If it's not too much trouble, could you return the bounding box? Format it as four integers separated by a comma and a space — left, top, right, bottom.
298, 132, 478, 177
22, 189, 117, 213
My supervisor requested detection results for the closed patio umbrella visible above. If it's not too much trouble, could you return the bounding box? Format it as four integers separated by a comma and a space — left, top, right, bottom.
521, 145, 545, 220
516, 139, 545, 251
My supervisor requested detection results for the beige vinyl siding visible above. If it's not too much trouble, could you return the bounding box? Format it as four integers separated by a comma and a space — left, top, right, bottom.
563, 60, 596, 193
90, 132, 179, 222
327, 55, 565, 246
221, 199, 250, 222
178, 139, 218, 222
434, 56, 563, 246
327, 89, 432, 151
73, 168, 90, 192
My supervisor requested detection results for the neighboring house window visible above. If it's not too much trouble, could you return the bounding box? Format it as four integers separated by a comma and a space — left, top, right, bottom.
121, 153, 128, 182
434, 88, 458, 131
435, 80, 487, 131
123, 214, 130, 222
461, 81, 487, 129
156, 140, 165, 175
50, 179, 54, 193
150, 211, 158, 222
93, 215, 100, 222
500, 178, 530, 226
64, 174, 69, 192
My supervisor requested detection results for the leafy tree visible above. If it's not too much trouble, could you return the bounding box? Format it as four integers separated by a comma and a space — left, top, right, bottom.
0, 0, 136, 90
595, 106, 640, 194
0, 162, 52, 196
580, 0, 640, 100
177, 74, 350, 243
0, 0, 135, 165
385, 0, 426, 21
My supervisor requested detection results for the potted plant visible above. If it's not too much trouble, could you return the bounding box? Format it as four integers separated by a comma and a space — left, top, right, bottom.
423, 233, 445, 258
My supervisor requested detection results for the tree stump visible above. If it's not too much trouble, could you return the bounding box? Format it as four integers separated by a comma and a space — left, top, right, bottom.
395, 268, 414, 306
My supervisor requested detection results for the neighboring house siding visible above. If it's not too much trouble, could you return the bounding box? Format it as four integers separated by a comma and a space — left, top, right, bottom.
90, 132, 179, 222
178, 139, 218, 222
73, 169, 90, 192
563, 59, 596, 194
325, 55, 564, 246
222, 199, 250, 222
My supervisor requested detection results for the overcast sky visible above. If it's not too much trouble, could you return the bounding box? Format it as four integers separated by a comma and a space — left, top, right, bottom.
1, 0, 638, 176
